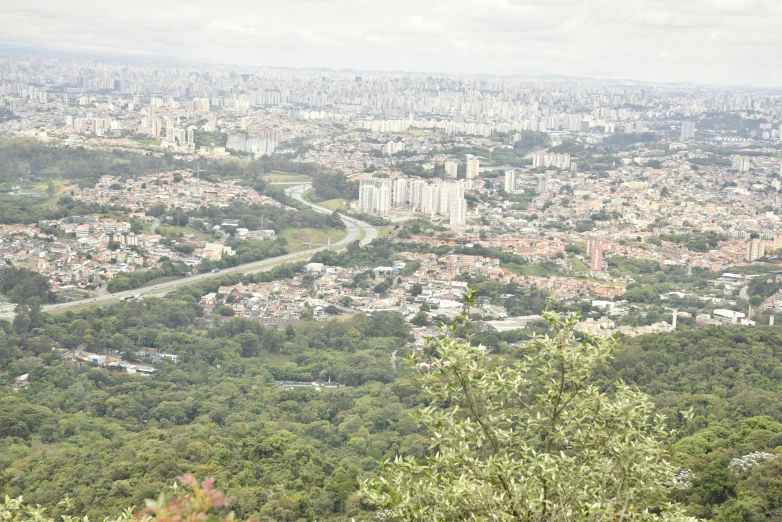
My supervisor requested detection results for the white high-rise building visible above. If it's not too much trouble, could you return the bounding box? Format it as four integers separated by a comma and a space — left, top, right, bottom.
680, 121, 695, 140
151, 119, 162, 137
377, 184, 391, 216
392, 177, 407, 208
450, 198, 467, 227
532, 152, 571, 170
438, 184, 451, 216
732, 155, 750, 173
466, 156, 480, 179
444, 161, 458, 178
359, 184, 376, 214
385, 141, 405, 155
408, 180, 424, 212
449, 181, 467, 226
504, 170, 517, 193
538, 176, 549, 193
359, 179, 392, 217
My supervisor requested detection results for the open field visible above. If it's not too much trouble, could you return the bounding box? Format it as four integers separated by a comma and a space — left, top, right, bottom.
156, 224, 217, 241
570, 257, 590, 273
265, 171, 313, 183
302, 188, 348, 211
280, 227, 347, 253
312, 198, 348, 211
32, 180, 67, 192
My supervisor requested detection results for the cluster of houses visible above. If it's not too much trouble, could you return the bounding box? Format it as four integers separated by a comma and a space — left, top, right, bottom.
0, 218, 239, 291
78, 171, 284, 214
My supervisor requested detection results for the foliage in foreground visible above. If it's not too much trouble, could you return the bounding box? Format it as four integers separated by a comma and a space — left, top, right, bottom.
0, 475, 234, 522
362, 296, 695, 521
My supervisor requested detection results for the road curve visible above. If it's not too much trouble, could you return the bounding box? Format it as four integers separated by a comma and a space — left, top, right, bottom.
285, 183, 377, 247
0, 186, 377, 319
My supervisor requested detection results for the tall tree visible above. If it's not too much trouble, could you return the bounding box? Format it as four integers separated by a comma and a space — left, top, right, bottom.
362, 292, 694, 521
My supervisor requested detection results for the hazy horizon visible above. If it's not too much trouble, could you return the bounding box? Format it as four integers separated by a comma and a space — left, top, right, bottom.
2, 0, 781, 87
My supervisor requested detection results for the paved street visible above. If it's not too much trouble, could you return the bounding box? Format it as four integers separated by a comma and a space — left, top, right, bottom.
0, 185, 375, 319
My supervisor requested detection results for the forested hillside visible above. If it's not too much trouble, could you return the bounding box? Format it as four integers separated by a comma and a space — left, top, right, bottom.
3, 282, 782, 520
0, 137, 187, 187
611, 327, 782, 520
0, 286, 413, 521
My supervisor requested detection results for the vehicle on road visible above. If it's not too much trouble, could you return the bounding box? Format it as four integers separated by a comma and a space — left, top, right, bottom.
212, 268, 221, 273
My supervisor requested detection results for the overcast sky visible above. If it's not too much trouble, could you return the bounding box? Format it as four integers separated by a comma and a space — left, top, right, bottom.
2, 0, 781, 86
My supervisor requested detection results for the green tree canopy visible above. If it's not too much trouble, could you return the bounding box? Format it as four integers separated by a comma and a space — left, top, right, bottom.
362, 295, 693, 521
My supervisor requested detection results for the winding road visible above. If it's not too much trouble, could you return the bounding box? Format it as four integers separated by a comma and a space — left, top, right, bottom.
283, 183, 377, 247
0, 184, 376, 319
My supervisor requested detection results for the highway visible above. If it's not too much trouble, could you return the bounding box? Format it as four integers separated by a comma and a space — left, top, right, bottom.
283, 183, 377, 247
0, 184, 376, 319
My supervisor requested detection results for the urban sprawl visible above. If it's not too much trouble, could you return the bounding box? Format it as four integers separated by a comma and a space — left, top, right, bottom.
2, 54, 782, 344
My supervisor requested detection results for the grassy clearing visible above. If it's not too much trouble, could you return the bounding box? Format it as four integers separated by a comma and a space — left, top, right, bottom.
156, 224, 217, 242
315, 198, 348, 211
238, 252, 315, 275
281, 227, 347, 253
263, 352, 294, 367
377, 227, 391, 239
32, 180, 67, 192
47, 300, 115, 316
569, 257, 589, 273
265, 171, 313, 183
302, 189, 348, 211
138, 276, 182, 289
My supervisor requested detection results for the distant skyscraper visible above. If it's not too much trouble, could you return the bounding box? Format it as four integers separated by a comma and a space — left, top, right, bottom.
392, 177, 407, 208
732, 155, 750, 173
504, 170, 517, 193
444, 161, 458, 179
448, 181, 467, 227
449, 198, 467, 227
358, 179, 392, 217
359, 183, 376, 214
680, 121, 695, 140
532, 152, 571, 170
537, 176, 549, 193
466, 156, 479, 180
589, 238, 604, 272
748, 238, 766, 261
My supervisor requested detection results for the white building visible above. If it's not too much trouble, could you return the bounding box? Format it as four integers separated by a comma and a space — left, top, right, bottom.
504, 170, 517, 193
444, 161, 458, 179
359, 178, 392, 217
532, 152, 571, 170
466, 156, 480, 180
680, 121, 695, 140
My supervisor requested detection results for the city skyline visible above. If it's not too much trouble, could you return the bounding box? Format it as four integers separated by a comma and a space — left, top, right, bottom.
3, 0, 782, 87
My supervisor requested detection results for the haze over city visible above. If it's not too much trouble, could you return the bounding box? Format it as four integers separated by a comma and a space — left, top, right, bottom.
3, 0, 782, 85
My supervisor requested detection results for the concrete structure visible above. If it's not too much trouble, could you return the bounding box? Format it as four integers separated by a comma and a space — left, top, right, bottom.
466, 156, 479, 180
504, 170, 517, 193
680, 121, 695, 140
479, 315, 543, 332
444, 161, 458, 179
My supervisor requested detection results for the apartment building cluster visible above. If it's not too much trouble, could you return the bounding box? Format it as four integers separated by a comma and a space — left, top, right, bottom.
358, 177, 468, 226
531, 151, 572, 170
